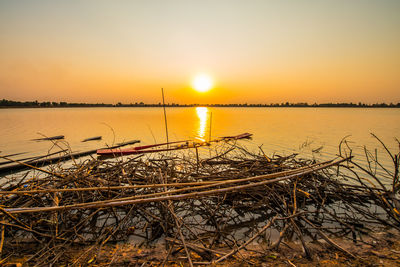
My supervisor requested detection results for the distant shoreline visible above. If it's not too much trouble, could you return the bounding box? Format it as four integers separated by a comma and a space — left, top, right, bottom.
1, 99, 400, 109
1, 105, 400, 109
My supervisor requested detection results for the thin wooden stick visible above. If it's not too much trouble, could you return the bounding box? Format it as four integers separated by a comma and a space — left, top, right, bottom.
0, 224, 5, 255
209, 111, 212, 143
161, 88, 169, 148
213, 216, 278, 263
0, 181, 220, 195
169, 207, 194, 267
195, 146, 199, 173
302, 217, 358, 259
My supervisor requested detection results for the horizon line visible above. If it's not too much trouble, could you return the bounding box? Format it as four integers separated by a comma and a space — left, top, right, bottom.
1, 99, 400, 108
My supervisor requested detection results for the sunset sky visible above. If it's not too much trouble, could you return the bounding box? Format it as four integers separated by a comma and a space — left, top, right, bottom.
0, 0, 399, 104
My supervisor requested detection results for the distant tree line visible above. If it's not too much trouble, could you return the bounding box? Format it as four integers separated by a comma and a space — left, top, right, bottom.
1, 99, 399, 108
0, 99, 113, 107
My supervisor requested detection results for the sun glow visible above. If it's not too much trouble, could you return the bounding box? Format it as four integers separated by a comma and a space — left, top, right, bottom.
193, 74, 213, 93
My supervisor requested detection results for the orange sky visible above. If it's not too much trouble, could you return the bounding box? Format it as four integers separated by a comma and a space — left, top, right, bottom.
0, 0, 399, 104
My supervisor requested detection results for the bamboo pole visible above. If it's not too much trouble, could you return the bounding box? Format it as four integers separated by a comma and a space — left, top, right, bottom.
161, 88, 169, 148
209, 112, 212, 143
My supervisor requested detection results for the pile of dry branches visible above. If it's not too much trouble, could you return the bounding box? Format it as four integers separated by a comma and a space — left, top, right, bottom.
0, 137, 399, 265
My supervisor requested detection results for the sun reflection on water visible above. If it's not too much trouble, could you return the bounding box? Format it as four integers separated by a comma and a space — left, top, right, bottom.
195, 107, 209, 141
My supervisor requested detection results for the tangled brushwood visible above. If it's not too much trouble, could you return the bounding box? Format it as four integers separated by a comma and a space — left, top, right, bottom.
0, 136, 399, 266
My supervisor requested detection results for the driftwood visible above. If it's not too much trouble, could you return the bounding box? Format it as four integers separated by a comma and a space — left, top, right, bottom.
0, 135, 398, 266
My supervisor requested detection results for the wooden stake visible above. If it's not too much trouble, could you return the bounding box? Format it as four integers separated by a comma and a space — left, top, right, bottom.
195, 146, 199, 173
161, 88, 169, 148
209, 112, 212, 143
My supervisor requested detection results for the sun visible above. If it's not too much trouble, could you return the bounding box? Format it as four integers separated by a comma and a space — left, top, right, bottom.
193, 74, 213, 93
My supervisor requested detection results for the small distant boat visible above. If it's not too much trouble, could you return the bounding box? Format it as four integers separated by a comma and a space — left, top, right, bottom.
97, 133, 252, 156
31, 135, 65, 141
81, 136, 102, 142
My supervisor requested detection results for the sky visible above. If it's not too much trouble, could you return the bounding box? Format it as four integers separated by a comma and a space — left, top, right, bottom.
0, 0, 399, 104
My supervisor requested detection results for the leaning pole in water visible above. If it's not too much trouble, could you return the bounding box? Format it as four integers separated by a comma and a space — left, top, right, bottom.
161, 88, 169, 148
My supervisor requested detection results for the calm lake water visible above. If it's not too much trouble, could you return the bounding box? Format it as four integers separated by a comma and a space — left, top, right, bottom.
0, 107, 399, 168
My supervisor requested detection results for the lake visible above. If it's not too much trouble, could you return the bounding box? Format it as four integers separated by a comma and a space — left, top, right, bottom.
0, 107, 399, 169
